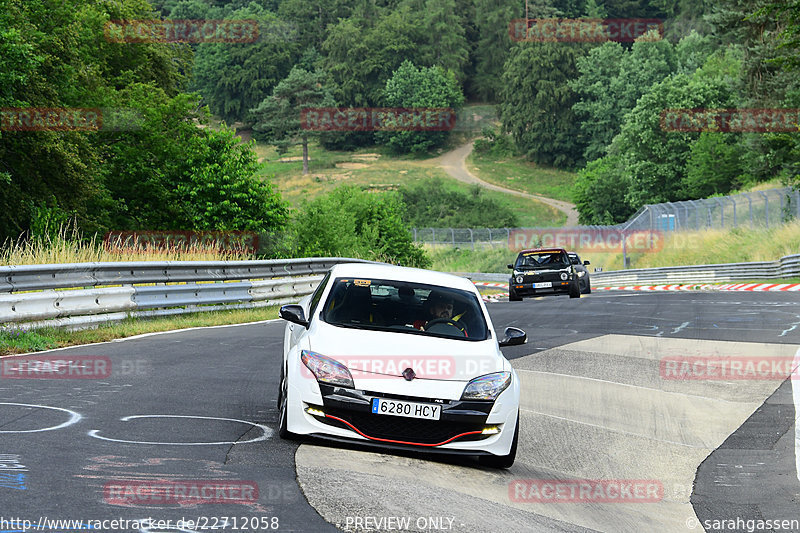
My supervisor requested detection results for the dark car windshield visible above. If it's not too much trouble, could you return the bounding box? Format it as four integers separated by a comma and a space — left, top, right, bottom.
321, 277, 488, 341
568, 254, 581, 265
515, 250, 570, 269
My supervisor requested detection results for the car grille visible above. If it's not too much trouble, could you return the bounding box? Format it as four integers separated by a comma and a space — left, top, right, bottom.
318, 407, 488, 445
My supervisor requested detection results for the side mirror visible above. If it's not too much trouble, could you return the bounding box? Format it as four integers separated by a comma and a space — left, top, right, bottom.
499, 326, 527, 347
584, 260, 590, 265
280, 304, 309, 328
507, 264, 514, 269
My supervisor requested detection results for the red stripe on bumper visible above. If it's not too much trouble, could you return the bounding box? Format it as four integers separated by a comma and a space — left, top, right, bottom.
323, 413, 485, 447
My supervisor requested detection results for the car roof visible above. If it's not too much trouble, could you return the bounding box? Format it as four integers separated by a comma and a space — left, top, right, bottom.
517, 247, 569, 254
327, 262, 477, 292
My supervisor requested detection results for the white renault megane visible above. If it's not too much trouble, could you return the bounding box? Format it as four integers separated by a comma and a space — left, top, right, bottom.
278, 263, 526, 468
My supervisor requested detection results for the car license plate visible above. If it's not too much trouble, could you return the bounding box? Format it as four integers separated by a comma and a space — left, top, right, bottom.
371, 398, 441, 420
533, 282, 552, 288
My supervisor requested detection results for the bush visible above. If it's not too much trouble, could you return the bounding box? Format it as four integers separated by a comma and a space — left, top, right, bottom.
472, 126, 515, 158
290, 186, 430, 268
399, 179, 518, 228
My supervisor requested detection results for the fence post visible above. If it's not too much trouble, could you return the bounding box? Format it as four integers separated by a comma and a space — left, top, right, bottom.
506, 228, 510, 248
796, 190, 800, 219
714, 197, 724, 228
747, 194, 753, 227
468, 228, 474, 251
731, 196, 737, 227
759, 191, 769, 228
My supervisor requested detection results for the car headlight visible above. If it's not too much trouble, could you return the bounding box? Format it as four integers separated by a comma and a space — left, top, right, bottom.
560, 272, 568, 280
301, 350, 354, 388
461, 371, 512, 401
515, 275, 524, 283
577, 271, 586, 277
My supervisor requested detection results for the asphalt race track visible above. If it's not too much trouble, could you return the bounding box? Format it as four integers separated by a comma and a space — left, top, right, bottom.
1, 290, 799, 533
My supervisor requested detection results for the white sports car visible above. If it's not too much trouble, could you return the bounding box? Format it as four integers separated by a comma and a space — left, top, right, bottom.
278, 263, 526, 468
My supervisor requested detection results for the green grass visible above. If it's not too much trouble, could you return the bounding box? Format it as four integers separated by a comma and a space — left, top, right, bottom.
467, 152, 578, 203
0, 306, 279, 355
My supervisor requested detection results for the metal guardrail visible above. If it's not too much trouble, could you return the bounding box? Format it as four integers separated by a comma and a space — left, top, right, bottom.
457, 254, 800, 286
0, 258, 368, 330
3, 254, 797, 331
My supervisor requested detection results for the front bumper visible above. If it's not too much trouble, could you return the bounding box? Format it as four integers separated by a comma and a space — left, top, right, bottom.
286, 380, 518, 455
510, 280, 572, 296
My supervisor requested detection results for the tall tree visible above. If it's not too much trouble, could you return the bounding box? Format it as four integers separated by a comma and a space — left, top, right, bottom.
420, 0, 470, 82
192, 5, 300, 124
472, 0, 518, 101
250, 67, 335, 174
499, 42, 588, 169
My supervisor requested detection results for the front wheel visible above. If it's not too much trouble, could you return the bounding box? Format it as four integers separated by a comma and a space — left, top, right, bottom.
581, 279, 591, 294
569, 281, 581, 299
277, 365, 297, 440
478, 414, 518, 469
508, 286, 522, 301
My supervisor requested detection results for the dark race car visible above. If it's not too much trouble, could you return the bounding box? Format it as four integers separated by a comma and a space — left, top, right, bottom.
507, 248, 581, 301
567, 252, 592, 294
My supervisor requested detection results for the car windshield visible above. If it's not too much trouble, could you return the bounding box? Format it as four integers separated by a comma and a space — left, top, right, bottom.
321, 277, 489, 341
515, 250, 570, 269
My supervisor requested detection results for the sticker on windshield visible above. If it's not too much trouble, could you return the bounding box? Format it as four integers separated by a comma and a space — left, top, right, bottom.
354, 279, 371, 287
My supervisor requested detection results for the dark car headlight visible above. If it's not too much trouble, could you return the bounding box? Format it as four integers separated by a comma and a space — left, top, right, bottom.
461, 371, 512, 401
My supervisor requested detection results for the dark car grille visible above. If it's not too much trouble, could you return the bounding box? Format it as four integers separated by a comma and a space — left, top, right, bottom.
318, 407, 488, 445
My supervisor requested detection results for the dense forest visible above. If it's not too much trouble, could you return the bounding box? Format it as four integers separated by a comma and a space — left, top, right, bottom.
1, 0, 799, 251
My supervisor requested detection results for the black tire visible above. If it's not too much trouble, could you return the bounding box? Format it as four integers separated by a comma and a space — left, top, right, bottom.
569, 281, 581, 299
277, 365, 297, 440
508, 284, 522, 301
479, 414, 518, 469
580, 278, 591, 294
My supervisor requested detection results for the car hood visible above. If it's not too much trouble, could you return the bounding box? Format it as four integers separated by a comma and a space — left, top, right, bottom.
309, 322, 507, 397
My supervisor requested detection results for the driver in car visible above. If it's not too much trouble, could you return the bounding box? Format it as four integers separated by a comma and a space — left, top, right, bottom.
412, 291, 466, 334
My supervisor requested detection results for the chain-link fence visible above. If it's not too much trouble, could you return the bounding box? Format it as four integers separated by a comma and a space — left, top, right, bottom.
412, 187, 800, 248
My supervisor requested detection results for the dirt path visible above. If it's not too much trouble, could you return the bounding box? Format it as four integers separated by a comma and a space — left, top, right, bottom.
436, 141, 580, 226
